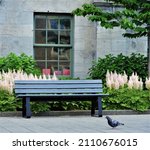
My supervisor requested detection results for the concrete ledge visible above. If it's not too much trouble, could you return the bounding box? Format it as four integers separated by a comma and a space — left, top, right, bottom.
0, 111, 22, 117
103, 110, 150, 115
0, 110, 150, 117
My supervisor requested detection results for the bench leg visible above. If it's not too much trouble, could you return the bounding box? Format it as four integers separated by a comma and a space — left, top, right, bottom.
22, 98, 26, 117
22, 97, 31, 118
98, 97, 102, 117
91, 100, 96, 116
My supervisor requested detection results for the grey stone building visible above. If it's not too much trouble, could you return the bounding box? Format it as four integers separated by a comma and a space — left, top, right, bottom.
0, 0, 147, 78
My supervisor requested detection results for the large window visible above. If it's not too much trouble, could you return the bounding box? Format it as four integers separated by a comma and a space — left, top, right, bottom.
34, 13, 73, 76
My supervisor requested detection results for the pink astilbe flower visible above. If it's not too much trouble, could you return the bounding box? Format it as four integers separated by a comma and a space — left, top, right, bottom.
0, 79, 13, 94
133, 80, 140, 90
38, 75, 42, 80
106, 70, 110, 80
127, 79, 133, 89
113, 71, 118, 80
114, 80, 120, 89
106, 78, 112, 89
117, 74, 125, 87
106, 70, 127, 89
47, 75, 52, 80
106, 71, 143, 90
145, 77, 150, 90
34, 74, 38, 80
127, 72, 143, 90
28, 73, 35, 80
122, 71, 128, 83
0, 69, 59, 94
139, 78, 143, 90
52, 72, 58, 80
42, 74, 47, 80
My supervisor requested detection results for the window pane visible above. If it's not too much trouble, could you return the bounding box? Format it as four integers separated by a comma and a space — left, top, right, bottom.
36, 61, 46, 70
47, 47, 58, 60
47, 62, 59, 74
34, 14, 72, 76
60, 62, 70, 75
47, 31, 58, 44
60, 62, 70, 69
59, 48, 70, 60
35, 18, 46, 29
60, 31, 70, 44
34, 47, 45, 60
35, 30, 46, 44
60, 19, 70, 29
47, 19, 58, 29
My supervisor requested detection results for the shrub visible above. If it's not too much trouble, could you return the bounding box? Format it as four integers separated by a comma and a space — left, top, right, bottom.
31, 102, 50, 114
0, 89, 16, 111
104, 71, 150, 111
103, 87, 150, 112
0, 53, 41, 75
88, 53, 148, 83
49, 101, 91, 111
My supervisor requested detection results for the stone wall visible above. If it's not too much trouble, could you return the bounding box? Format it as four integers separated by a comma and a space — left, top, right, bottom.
97, 26, 147, 57
0, 0, 147, 78
0, 0, 96, 78
93, 0, 147, 58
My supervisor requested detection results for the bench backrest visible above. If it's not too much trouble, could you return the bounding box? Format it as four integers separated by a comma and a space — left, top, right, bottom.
14, 80, 103, 95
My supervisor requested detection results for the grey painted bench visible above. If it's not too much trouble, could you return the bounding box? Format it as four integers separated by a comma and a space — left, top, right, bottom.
14, 80, 109, 118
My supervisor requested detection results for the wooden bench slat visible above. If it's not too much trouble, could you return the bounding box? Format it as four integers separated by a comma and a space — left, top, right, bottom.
15, 84, 103, 89
15, 88, 103, 94
15, 80, 102, 84
16, 93, 109, 97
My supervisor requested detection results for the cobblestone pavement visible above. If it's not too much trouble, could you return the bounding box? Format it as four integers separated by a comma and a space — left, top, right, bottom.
0, 115, 149, 133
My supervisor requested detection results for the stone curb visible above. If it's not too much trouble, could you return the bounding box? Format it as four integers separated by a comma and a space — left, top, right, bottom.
0, 110, 150, 117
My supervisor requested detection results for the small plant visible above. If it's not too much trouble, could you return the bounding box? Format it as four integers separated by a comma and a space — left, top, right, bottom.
0, 70, 58, 94
103, 87, 149, 112
106, 71, 143, 90
89, 53, 148, 82
106, 70, 128, 89
31, 102, 50, 114
104, 71, 150, 112
0, 88, 16, 111
0, 53, 41, 75
49, 101, 91, 111
145, 77, 150, 90
0, 69, 58, 113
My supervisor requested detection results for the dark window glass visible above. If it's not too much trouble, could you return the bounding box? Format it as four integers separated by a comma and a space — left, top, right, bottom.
34, 14, 73, 76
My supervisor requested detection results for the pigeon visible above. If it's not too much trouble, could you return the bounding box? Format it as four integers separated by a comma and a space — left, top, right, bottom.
105, 116, 124, 128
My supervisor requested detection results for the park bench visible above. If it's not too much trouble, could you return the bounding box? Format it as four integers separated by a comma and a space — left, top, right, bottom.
14, 80, 109, 118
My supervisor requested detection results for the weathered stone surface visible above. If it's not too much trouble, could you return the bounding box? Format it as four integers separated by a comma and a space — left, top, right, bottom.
0, 0, 147, 79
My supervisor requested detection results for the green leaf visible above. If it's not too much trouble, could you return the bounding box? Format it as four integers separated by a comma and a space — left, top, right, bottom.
73, 0, 150, 38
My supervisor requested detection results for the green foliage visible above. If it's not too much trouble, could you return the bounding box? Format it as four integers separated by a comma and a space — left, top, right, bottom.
16, 100, 91, 113
0, 53, 41, 75
0, 53, 149, 113
73, 0, 150, 38
103, 87, 150, 112
31, 102, 50, 114
73, 0, 150, 76
49, 101, 91, 111
0, 89, 16, 111
88, 53, 148, 82
58, 76, 80, 80
15, 99, 51, 114
0, 87, 149, 113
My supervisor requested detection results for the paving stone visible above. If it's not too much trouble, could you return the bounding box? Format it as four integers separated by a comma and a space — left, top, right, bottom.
0, 115, 149, 133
